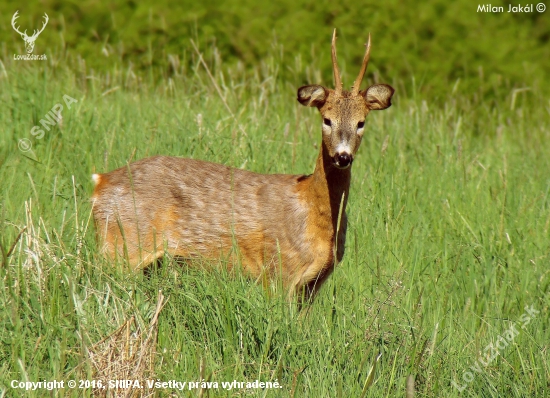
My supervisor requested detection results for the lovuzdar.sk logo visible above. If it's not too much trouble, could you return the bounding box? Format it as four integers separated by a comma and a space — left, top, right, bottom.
12, 10, 48, 61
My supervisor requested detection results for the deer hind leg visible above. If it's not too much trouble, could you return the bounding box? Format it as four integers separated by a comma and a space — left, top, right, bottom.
95, 213, 166, 270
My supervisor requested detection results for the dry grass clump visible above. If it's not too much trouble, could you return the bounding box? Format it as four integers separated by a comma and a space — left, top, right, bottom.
87, 291, 166, 398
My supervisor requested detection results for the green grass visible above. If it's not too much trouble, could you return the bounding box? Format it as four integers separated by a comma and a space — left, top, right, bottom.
2, 0, 549, 100
0, 49, 549, 397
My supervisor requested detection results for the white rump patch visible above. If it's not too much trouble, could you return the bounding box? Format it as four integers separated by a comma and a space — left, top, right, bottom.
92, 173, 101, 185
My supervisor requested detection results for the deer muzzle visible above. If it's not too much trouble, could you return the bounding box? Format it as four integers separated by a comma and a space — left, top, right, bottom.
333, 153, 353, 169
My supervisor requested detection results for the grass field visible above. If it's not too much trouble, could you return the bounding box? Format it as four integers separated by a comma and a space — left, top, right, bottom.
1, 40, 549, 397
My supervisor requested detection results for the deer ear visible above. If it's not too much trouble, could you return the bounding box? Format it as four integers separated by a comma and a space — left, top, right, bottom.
297, 85, 328, 108
362, 84, 395, 110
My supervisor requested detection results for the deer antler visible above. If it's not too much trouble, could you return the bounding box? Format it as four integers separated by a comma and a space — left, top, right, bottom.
331, 29, 343, 95
11, 11, 49, 39
351, 33, 371, 95
11, 11, 27, 37
31, 13, 49, 39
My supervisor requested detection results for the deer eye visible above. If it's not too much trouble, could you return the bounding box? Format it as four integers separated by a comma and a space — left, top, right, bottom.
323, 118, 332, 127
357, 121, 365, 129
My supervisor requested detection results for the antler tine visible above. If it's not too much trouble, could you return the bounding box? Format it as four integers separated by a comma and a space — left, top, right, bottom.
11, 10, 19, 25
11, 11, 25, 36
32, 13, 49, 38
351, 33, 371, 95
331, 29, 343, 95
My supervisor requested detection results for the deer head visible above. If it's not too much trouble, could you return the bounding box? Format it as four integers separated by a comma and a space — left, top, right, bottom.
298, 30, 394, 169
11, 11, 49, 54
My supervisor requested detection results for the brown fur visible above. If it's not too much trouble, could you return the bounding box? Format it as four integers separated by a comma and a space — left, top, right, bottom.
92, 31, 394, 301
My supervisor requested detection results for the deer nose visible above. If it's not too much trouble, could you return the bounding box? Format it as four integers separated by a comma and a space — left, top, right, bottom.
333, 153, 353, 169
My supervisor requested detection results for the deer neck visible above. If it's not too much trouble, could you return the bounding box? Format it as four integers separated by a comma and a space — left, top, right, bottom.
302, 142, 351, 230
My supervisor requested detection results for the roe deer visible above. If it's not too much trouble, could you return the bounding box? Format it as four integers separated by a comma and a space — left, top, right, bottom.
92, 30, 394, 301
